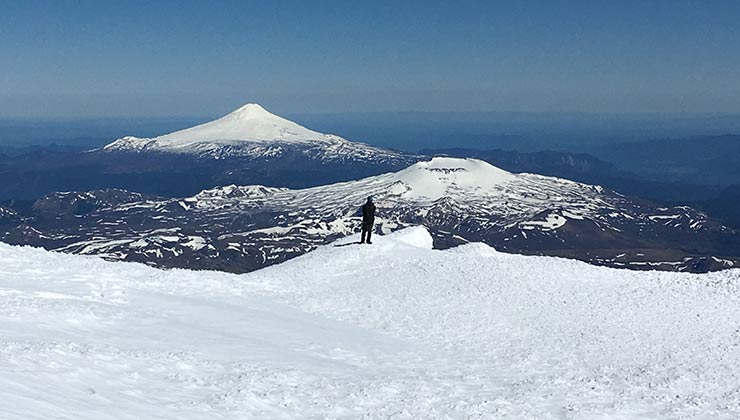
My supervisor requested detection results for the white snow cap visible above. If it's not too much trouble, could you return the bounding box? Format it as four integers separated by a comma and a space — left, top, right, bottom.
392, 157, 515, 200
151, 103, 331, 147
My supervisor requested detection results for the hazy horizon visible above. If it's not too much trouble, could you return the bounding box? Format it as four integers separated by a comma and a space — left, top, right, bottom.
3, 109, 740, 154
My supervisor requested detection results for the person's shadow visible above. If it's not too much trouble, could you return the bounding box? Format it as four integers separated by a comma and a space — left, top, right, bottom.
334, 242, 359, 247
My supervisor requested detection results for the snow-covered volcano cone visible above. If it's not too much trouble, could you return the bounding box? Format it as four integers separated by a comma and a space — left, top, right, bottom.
101, 103, 411, 163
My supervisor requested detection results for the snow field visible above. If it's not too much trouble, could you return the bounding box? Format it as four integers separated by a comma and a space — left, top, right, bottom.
1, 227, 740, 419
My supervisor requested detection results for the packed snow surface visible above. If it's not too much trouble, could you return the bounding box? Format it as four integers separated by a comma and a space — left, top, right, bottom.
1, 228, 740, 419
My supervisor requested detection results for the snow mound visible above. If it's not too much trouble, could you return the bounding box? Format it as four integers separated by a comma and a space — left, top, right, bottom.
2, 231, 740, 418
327, 225, 433, 249
385, 225, 434, 249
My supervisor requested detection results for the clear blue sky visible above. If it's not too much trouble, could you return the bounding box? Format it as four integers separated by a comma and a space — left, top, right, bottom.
1, 0, 739, 117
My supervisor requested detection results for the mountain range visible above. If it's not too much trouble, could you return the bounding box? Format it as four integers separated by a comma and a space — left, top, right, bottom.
2, 156, 738, 273
1, 103, 739, 273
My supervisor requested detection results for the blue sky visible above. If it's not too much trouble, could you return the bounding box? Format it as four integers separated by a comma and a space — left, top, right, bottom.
1, 0, 739, 117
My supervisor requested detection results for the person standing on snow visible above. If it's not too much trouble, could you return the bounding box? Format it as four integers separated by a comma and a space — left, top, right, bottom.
360, 196, 376, 244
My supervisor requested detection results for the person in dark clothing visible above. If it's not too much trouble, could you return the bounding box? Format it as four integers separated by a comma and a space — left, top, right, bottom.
360, 196, 376, 244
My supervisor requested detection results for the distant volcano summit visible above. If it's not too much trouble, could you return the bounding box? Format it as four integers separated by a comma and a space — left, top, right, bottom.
0, 103, 420, 200
105, 103, 334, 148
102, 103, 409, 164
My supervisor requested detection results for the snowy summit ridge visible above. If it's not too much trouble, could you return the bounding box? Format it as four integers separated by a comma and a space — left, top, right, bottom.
1, 228, 740, 418
101, 103, 407, 162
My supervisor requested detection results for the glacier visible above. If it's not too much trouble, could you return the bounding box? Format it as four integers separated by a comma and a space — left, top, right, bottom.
1, 228, 739, 419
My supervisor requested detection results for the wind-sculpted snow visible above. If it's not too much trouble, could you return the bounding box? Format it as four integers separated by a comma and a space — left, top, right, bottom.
2, 158, 739, 273
1, 228, 740, 419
